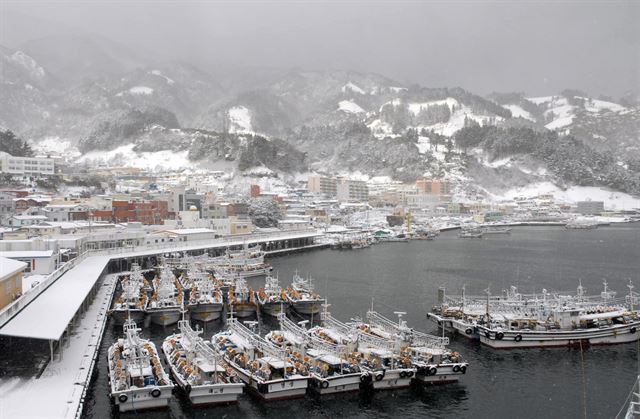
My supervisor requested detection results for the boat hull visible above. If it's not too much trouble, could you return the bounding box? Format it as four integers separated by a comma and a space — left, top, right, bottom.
259, 301, 286, 317
111, 386, 173, 412
230, 302, 257, 318
226, 360, 308, 401
187, 303, 223, 322
427, 313, 479, 340
291, 300, 323, 315
478, 322, 640, 349
110, 309, 145, 325
148, 309, 181, 326
367, 369, 415, 390
414, 364, 467, 385
309, 373, 362, 395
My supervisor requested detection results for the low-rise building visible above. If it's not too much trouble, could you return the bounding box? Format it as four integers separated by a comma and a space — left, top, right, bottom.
0, 256, 26, 309
0, 152, 55, 176
336, 178, 369, 202
0, 250, 57, 275
576, 201, 604, 215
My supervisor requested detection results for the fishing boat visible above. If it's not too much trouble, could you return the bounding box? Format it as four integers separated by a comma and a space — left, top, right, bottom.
267, 313, 364, 395
211, 243, 273, 277
364, 310, 468, 385
286, 272, 325, 315
565, 219, 599, 229
228, 277, 257, 318
212, 318, 309, 400
257, 275, 288, 317
110, 266, 148, 325
162, 320, 244, 405
458, 227, 483, 238
316, 308, 415, 390
107, 318, 173, 412
186, 267, 224, 322
147, 267, 183, 326
477, 303, 640, 349
482, 227, 512, 234
432, 282, 640, 349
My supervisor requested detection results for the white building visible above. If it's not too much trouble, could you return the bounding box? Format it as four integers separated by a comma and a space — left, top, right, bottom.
0, 152, 55, 175
0, 250, 58, 275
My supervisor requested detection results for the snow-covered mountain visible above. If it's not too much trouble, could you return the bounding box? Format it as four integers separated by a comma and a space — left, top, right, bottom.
2, 36, 638, 199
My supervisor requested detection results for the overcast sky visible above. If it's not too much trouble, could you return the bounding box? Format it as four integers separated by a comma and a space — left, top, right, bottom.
1, 0, 638, 97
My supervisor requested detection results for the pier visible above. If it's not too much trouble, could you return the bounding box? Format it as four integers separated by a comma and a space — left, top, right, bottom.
0, 229, 320, 418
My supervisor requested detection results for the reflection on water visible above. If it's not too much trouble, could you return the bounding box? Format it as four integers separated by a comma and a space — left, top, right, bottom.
25, 225, 640, 418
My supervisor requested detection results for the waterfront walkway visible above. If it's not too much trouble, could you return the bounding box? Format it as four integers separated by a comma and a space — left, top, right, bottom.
0, 273, 116, 419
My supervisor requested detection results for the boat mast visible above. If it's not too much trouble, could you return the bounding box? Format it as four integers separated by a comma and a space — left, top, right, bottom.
628, 280, 635, 312
485, 286, 491, 323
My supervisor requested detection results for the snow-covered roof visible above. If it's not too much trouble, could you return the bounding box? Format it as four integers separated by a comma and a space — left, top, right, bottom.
11, 215, 48, 220
0, 250, 55, 258
162, 228, 216, 235
0, 256, 110, 340
0, 257, 27, 280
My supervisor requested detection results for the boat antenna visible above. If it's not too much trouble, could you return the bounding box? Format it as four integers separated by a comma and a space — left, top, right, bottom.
371, 297, 374, 313
484, 285, 491, 323
628, 280, 635, 312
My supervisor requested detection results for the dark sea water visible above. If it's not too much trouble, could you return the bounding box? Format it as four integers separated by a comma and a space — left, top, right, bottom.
82, 224, 640, 419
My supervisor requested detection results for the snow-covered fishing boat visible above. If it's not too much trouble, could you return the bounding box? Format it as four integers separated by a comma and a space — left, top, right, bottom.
266, 313, 364, 395
286, 272, 325, 315
363, 310, 468, 384
228, 277, 257, 318
257, 275, 288, 317
147, 267, 183, 326
316, 308, 415, 390
431, 282, 640, 349
162, 320, 244, 405
458, 227, 483, 238
211, 243, 272, 278
186, 267, 223, 322
110, 265, 148, 324
107, 318, 173, 412
478, 305, 640, 348
212, 318, 309, 400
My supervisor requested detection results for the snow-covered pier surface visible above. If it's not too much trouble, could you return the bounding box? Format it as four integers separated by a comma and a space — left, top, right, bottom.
0, 273, 117, 418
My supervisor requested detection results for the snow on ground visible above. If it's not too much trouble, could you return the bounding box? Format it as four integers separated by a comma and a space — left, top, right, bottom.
128, 86, 154, 95
503, 104, 535, 121
149, 69, 175, 85
422, 106, 502, 137
76, 143, 192, 171
10, 51, 46, 79
338, 100, 365, 114
228, 106, 253, 133
368, 119, 399, 138
527, 96, 556, 105
576, 97, 626, 113
492, 182, 640, 209
389, 86, 407, 93
341, 82, 366, 95
32, 137, 80, 158
408, 98, 459, 115
542, 97, 575, 130
243, 165, 275, 176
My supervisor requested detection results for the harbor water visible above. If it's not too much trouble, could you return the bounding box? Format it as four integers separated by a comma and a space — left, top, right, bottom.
80, 224, 640, 418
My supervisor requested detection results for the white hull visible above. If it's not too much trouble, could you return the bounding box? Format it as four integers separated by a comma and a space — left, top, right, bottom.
230, 302, 257, 318
187, 303, 223, 322
226, 359, 308, 400
309, 373, 363, 395
259, 301, 286, 317
169, 365, 243, 405
478, 322, 640, 349
367, 369, 415, 390
414, 364, 467, 385
111, 386, 172, 412
110, 309, 145, 325
427, 313, 479, 340
291, 300, 323, 315
148, 309, 181, 326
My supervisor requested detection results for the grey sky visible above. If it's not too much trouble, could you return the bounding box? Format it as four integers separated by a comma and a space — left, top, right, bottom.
2, 0, 638, 98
